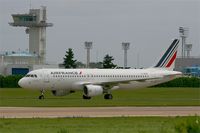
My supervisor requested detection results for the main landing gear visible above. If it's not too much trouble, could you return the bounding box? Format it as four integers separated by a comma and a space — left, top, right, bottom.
82, 95, 91, 100
104, 94, 113, 100
39, 89, 45, 100
82, 94, 113, 100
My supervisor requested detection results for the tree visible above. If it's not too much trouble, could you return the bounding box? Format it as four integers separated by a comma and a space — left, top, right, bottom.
0, 75, 4, 88
103, 54, 117, 69
63, 48, 77, 68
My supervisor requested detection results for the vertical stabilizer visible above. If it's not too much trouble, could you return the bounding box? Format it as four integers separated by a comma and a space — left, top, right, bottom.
155, 39, 179, 70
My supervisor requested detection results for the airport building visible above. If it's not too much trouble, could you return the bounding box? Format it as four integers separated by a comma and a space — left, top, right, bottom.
175, 57, 200, 76
174, 27, 200, 77
0, 6, 56, 75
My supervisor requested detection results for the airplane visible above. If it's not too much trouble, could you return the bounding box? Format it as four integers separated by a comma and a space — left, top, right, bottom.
18, 39, 182, 100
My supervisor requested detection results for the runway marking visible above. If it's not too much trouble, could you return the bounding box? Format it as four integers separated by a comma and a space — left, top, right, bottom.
0, 107, 199, 118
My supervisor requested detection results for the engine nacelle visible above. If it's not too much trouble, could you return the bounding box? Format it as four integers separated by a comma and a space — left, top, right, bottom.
83, 85, 104, 97
51, 90, 72, 96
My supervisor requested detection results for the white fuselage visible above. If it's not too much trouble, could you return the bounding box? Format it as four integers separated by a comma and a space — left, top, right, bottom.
18, 68, 182, 91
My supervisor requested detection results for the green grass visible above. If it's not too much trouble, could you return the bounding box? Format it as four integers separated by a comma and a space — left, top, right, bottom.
0, 116, 199, 133
0, 87, 199, 107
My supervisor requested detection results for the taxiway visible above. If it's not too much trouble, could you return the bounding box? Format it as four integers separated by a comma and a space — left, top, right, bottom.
1, 106, 199, 118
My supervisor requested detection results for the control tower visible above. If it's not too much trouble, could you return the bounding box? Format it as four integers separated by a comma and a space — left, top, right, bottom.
9, 6, 53, 64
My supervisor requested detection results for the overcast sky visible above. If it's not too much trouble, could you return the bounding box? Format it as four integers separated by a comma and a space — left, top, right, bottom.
0, 0, 199, 68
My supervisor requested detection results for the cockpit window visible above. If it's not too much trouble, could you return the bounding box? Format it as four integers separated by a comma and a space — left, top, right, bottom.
25, 74, 37, 78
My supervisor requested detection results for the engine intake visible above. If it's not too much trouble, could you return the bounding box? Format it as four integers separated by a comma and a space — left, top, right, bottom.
83, 85, 104, 97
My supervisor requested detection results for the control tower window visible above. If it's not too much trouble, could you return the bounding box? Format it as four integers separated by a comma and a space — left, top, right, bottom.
19, 16, 36, 22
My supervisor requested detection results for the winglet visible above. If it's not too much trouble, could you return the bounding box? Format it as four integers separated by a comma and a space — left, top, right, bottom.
155, 39, 179, 70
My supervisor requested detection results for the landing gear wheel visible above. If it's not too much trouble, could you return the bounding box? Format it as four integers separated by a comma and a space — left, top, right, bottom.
104, 94, 113, 100
39, 89, 45, 100
39, 95, 44, 99
83, 95, 91, 100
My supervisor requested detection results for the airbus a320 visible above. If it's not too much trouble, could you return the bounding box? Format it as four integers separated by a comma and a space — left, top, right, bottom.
18, 39, 182, 99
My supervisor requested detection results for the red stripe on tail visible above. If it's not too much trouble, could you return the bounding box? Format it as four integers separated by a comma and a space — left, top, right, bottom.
166, 51, 177, 68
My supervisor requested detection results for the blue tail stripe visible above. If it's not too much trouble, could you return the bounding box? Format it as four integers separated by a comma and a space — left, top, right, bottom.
155, 39, 178, 67
160, 40, 179, 67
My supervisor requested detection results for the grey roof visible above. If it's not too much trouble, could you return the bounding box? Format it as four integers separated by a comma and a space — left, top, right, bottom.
0, 51, 38, 57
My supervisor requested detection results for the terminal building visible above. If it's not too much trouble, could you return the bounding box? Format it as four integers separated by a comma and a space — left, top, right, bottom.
0, 6, 56, 75
174, 27, 200, 77
175, 57, 200, 77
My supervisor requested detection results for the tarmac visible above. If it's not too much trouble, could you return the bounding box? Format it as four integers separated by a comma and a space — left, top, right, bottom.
0, 106, 199, 118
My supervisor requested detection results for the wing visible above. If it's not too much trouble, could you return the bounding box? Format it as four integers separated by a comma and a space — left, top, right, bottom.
77, 77, 160, 89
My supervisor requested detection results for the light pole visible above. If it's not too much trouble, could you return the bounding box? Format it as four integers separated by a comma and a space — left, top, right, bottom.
179, 27, 189, 58
84, 41, 93, 68
122, 42, 130, 69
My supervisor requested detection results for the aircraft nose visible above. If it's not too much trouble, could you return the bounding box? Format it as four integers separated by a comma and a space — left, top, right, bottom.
18, 78, 25, 88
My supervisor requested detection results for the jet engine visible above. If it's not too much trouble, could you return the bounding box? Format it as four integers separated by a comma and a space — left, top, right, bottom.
83, 85, 104, 97
51, 90, 72, 96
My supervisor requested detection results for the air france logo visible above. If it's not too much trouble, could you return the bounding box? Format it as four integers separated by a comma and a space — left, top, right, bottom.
51, 71, 78, 75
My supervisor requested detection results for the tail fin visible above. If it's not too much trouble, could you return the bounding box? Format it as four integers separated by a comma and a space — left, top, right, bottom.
155, 39, 179, 70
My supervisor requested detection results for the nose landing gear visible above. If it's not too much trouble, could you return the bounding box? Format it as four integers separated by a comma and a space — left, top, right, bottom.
39, 89, 45, 100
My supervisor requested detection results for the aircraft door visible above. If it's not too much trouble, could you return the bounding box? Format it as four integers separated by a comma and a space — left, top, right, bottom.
43, 70, 49, 88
